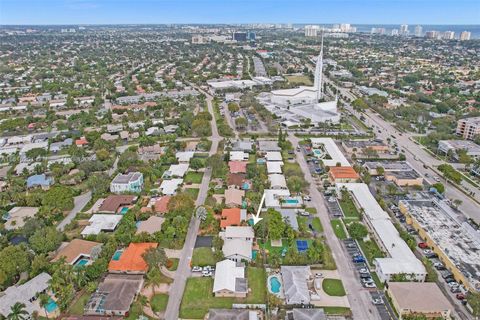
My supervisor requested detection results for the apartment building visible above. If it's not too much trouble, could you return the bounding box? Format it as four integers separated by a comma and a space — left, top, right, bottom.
456, 117, 480, 140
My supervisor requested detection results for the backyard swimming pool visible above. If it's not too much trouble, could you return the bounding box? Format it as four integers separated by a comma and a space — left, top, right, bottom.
119, 207, 129, 215
284, 198, 299, 204
45, 299, 58, 313
112, 250, 123, 261
269, 275, 282, 294
74, 258, 89, 267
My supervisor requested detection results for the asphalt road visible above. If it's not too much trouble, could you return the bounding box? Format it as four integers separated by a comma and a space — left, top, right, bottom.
163, 91, 221, 320
56, 191, 92, 231
289, 133, 381, 320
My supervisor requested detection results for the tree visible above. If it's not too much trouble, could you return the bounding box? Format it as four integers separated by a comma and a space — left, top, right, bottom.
429, 182, 444, 194
235, 117, 248, 130
453, 199, 463, 208
267, 210, 286, 240
26, 148, 48, 160
0, 245, 31, 288
142, 247, 167, 271
287, 175, 307, 194
49, 261, 76, 311
190, 158, 204, 172
29, 227, 63, 254
7, 303, 29, 320
167, 193, 195, 217
227, 102, 239, 113
206, 154, 227, 178
347, 222, 368, 240
38, 293, 50, 319
467, 292, 480, 316
42, 186, 75, 211
191, 119, 211, 137
376, 166, 385, 175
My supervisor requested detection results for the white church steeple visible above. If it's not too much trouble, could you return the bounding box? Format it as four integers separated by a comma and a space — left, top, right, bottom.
314, 32, 324, 101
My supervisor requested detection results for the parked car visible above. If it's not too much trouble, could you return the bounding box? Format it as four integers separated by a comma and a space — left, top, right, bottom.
372, 297, 384, 305
202, 271, 213, 277
359, 268, 369, 273
303, 195, 312, 201
315, 273, 323, 278
192, 266, 202, 272
426, 253, 438, 259
423, 249, 433, 255
360, 273, 371, 279
456, 293, 466, 300
418, 242, 428, 249
447, 281, 459, 288
364, 282, 376, 288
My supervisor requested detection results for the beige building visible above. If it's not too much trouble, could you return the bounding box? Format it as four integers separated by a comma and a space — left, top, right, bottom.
384, 170, 423, 187
387, 282, 452, 319
213, 259, 248, 298
456, 117, 480, 140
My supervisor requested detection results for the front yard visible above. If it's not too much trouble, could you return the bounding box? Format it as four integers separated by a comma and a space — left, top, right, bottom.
185, 171, 204, 184
322, 278, 346, 296
191, 247, 217, 266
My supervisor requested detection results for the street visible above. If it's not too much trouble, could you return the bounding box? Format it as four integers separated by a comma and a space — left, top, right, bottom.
289, 133, 382, 320
56, 191, 92, 232
163, 90, 221, 320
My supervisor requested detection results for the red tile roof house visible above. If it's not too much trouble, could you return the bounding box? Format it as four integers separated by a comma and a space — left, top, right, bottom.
154, 196, 171, 214
75, 137, 88, 147
220, 208, 247, 229
108, 242, 158, 274
228, 161, 247, 174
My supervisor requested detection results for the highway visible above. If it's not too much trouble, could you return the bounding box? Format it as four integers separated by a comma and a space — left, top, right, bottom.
163, 91, 221, 320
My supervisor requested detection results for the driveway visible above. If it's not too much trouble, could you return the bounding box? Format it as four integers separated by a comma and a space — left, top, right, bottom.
56, 191, 92, 231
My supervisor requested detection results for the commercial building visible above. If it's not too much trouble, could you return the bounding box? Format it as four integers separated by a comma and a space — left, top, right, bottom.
387, 282, 452, 319
456, 117, 480, 140
342, 140, 389, 155
110, 172, 144, 193
414, 25, 423, 37
400, 24, 409, 35
399, 199, 480, 292
310, 138, 351, 167
443, 31, 455, 40
233, 32, 247, 42
328, 166, 360, 183
363, 161, 414, 176
337, 183, 426, 282
384, 170, 423, 187
438, 140, 480, 160
358, 86, 388, 97
213, 259, 248, 298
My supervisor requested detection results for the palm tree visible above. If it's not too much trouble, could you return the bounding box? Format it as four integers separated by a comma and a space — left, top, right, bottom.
38, 293, 50, 319
7, 303, 29, 320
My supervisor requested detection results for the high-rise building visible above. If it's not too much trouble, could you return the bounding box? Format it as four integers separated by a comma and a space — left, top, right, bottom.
425, 31, 439, 39
233, 32, 247, 42
443, 31, 455, 40
371, 27, 386, 35
391, 29, 399, 36
414, 25, 423, 37
305, 25, 320, 37
314, 34, 324, 101
247, 32, 256, 41
460, 31, 471, 41
400, 24, 409, 35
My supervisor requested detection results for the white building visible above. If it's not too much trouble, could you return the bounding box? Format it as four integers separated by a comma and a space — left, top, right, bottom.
159, 179, 183, 196
310, 138, 350, 167
110, 172, 144, 193
213, 259, 248, 298
414, 25, 423, 37
221, 226, 254, 262
336, 183, 426, 282
304, 25, 321, 37
460, 31, 471, 41
81, 214, 123, 236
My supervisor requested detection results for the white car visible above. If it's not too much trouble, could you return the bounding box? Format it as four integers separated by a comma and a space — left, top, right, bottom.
202, 271, 213, 277
303, 195, 312, 201
314, 273, 323, 278
372, 297, 384, 305
328, 197, 336, 203
423, 249, 433, 255
448, 282, 459, 288
364, 282, 376, 288
192, 266, 202, 272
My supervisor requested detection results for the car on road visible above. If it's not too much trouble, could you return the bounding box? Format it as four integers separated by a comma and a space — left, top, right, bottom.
192, 266, 202, 272
434, 177, 440, 182
372, 297, 384, 305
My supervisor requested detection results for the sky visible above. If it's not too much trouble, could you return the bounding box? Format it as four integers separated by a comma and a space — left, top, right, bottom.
0, 0, 479, 25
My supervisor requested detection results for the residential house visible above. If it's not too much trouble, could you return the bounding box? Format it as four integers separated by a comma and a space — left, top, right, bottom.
268, 174, 287, 189
267, 161, 283, 174
154, 196, 171, 213
281, 266, 311, 305
220, 208, 247, 228
99, 195, 137, 214
81, 214, 123, 237
228, 161, 247, 174
286, 309, 327, 320
231, 140, 253, 153
265, 151, 283, 162
258, 140, 281, 152
136, 216, 165, 235
230, 151, 249, 161
227, 173, 246, 188
209, 309, 259, 320
108, 242, 158, 274
176, 151, 195, 163
53, 239, 102, 265
163, 163, 189, 178
213, 259, 248, 298
225, 188, 245, 207
110, 172, 144, 193
3, 207, 39, 230
221, 226, 254, 262
27, 174, 53, 189
160, 179, 183, 195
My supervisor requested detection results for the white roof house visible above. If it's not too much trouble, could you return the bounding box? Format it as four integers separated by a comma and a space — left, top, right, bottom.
81, 214, 123, 236
0, 272, 52, 317
310, 138, 350, 167
264, 189, 291, 208
213, 259, 248, 295
281, 266, 311, 305
230, 151, 249, 161
223, 226, 255, 240
268, 174, 287, 189
267, 161, 283, 174
176, 151, 195, 163
160, 179, 183, 195
223, 238, 253, 262
20, 141, 49, 155
164, 163, 189, 178
265, 151, 283, 162
336, 183, 426, 282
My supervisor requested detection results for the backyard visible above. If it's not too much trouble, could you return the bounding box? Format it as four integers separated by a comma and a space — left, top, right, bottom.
185, 171, 204, 184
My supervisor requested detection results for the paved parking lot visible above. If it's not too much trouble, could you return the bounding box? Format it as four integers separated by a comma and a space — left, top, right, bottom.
370, 291, 397, 320
325, 198, 343, 217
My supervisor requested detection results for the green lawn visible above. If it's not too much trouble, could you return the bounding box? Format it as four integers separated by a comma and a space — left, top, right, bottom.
322, 279, 346, 296
370, 272, 384, 290
179, 268, 266, 319
323, 306, 352, 316
151, 294, 169, 312
285, 74, 313, 86
322, 242, 337, 270
306, 207, 317, 214
192, 247, 217, 266
311, 217, 323, 232
68, 292, 91, 315
331, 219, 347, 240
245, 267, 266, 303
185, 171, 204, 184
185, 188, 200, 200
167, 258, 179, 271
339, 192, 361, 220
180, 278, 234, 318
358, 239, 385, 264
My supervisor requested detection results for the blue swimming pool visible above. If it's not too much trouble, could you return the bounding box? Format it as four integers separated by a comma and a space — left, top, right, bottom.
75, 258, 89, 267
112, 250, 123, 261
45, 299, 58, 313
252, 250, 258, 260
119, 207, 129, 215
313, 149, 322, 157
269, 276, 281, 294
284, 199, 299, 204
